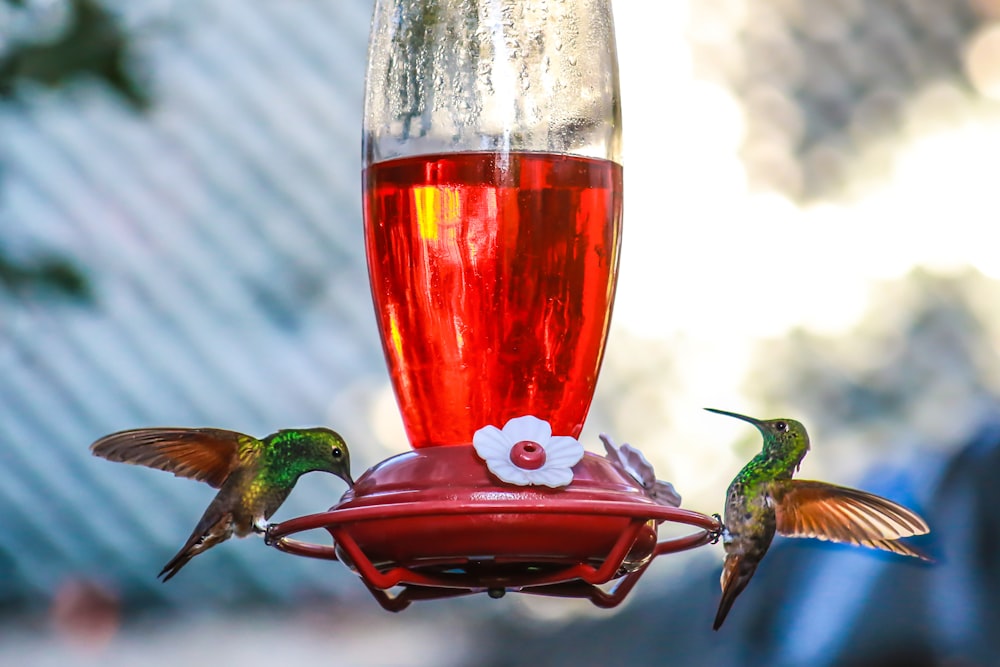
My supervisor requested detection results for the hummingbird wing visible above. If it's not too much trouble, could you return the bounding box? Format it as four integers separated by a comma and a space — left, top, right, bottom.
91, 428, 249, 488
770, 480, 930, 559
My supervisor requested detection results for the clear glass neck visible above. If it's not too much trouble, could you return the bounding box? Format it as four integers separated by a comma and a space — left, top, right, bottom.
363, 0, 622, 165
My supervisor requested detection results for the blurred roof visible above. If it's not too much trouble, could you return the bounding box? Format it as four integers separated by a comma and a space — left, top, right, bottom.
0, 0, 383, 609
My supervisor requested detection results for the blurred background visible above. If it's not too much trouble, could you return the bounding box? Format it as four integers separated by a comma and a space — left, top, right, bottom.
2, 0, 1000, 665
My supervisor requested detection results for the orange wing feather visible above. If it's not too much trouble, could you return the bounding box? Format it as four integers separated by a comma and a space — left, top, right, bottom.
90, 428, 246, 488
771, 479, 930, 559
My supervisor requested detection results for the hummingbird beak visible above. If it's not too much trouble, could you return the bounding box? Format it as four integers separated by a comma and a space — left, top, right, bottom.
704, 408, 764, 428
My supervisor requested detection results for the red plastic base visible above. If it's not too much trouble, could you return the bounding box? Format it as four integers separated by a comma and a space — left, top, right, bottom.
268, 445, 720, 611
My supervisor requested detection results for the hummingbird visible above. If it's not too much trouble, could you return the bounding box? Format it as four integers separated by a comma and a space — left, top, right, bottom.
706, 408, 929, 630
91, 426, 354, 581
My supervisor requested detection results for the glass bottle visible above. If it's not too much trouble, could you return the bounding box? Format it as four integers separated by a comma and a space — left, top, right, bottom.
363, 0, 623, 449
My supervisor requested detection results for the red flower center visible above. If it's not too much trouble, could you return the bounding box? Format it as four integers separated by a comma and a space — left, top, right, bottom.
510, 440, 547, 470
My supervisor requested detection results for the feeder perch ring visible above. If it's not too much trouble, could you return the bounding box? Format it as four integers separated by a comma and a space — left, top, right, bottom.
268, 446, 721, 611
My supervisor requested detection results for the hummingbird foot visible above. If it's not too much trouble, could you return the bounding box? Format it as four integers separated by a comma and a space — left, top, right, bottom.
254, 518, 277, 545
709, 513, 725, 544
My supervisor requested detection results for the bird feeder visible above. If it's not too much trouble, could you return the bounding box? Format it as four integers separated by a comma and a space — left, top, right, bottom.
267, 0, 721, 611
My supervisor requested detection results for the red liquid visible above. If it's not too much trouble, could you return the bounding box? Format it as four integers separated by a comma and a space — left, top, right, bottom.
364, 152, 622, 448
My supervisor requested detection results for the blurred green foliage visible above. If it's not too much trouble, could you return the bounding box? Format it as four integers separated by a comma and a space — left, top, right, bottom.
1, 0, 149, 303
0, 0, 147, 107
0, 251, 93, 301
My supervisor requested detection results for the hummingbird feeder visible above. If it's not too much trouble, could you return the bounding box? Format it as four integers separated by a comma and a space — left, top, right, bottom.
267, 0, 721, 611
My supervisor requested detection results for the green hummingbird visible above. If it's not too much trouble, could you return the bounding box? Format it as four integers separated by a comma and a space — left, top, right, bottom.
91, 426, 354, 581
706, 408, 930, 630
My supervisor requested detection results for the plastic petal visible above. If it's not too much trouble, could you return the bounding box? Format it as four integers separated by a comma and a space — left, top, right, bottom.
501, 415, 551, 445
528, 466, 574, 488
600, 433, 682, 506
619, 443, 657, 487
487, 459, 531, 486
649, 480, 682, 507
473, 425, 513, 459
545, 435, 585, 467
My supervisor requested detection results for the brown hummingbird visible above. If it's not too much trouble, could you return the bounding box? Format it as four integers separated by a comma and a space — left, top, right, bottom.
706, 408, 930, 630
91, 427, 354, 581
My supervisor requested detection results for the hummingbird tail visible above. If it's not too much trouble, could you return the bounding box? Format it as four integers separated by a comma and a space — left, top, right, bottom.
157, 511, 235, 582
713, 555, 758, 630
158, 549, 194, 582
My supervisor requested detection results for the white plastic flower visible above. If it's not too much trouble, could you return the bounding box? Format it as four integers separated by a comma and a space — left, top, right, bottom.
473, 415, 584, 488
600, 433, 682, 507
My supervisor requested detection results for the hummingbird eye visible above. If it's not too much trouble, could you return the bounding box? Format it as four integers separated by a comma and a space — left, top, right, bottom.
332, 447, 343, 458
774, 421, 788, 433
